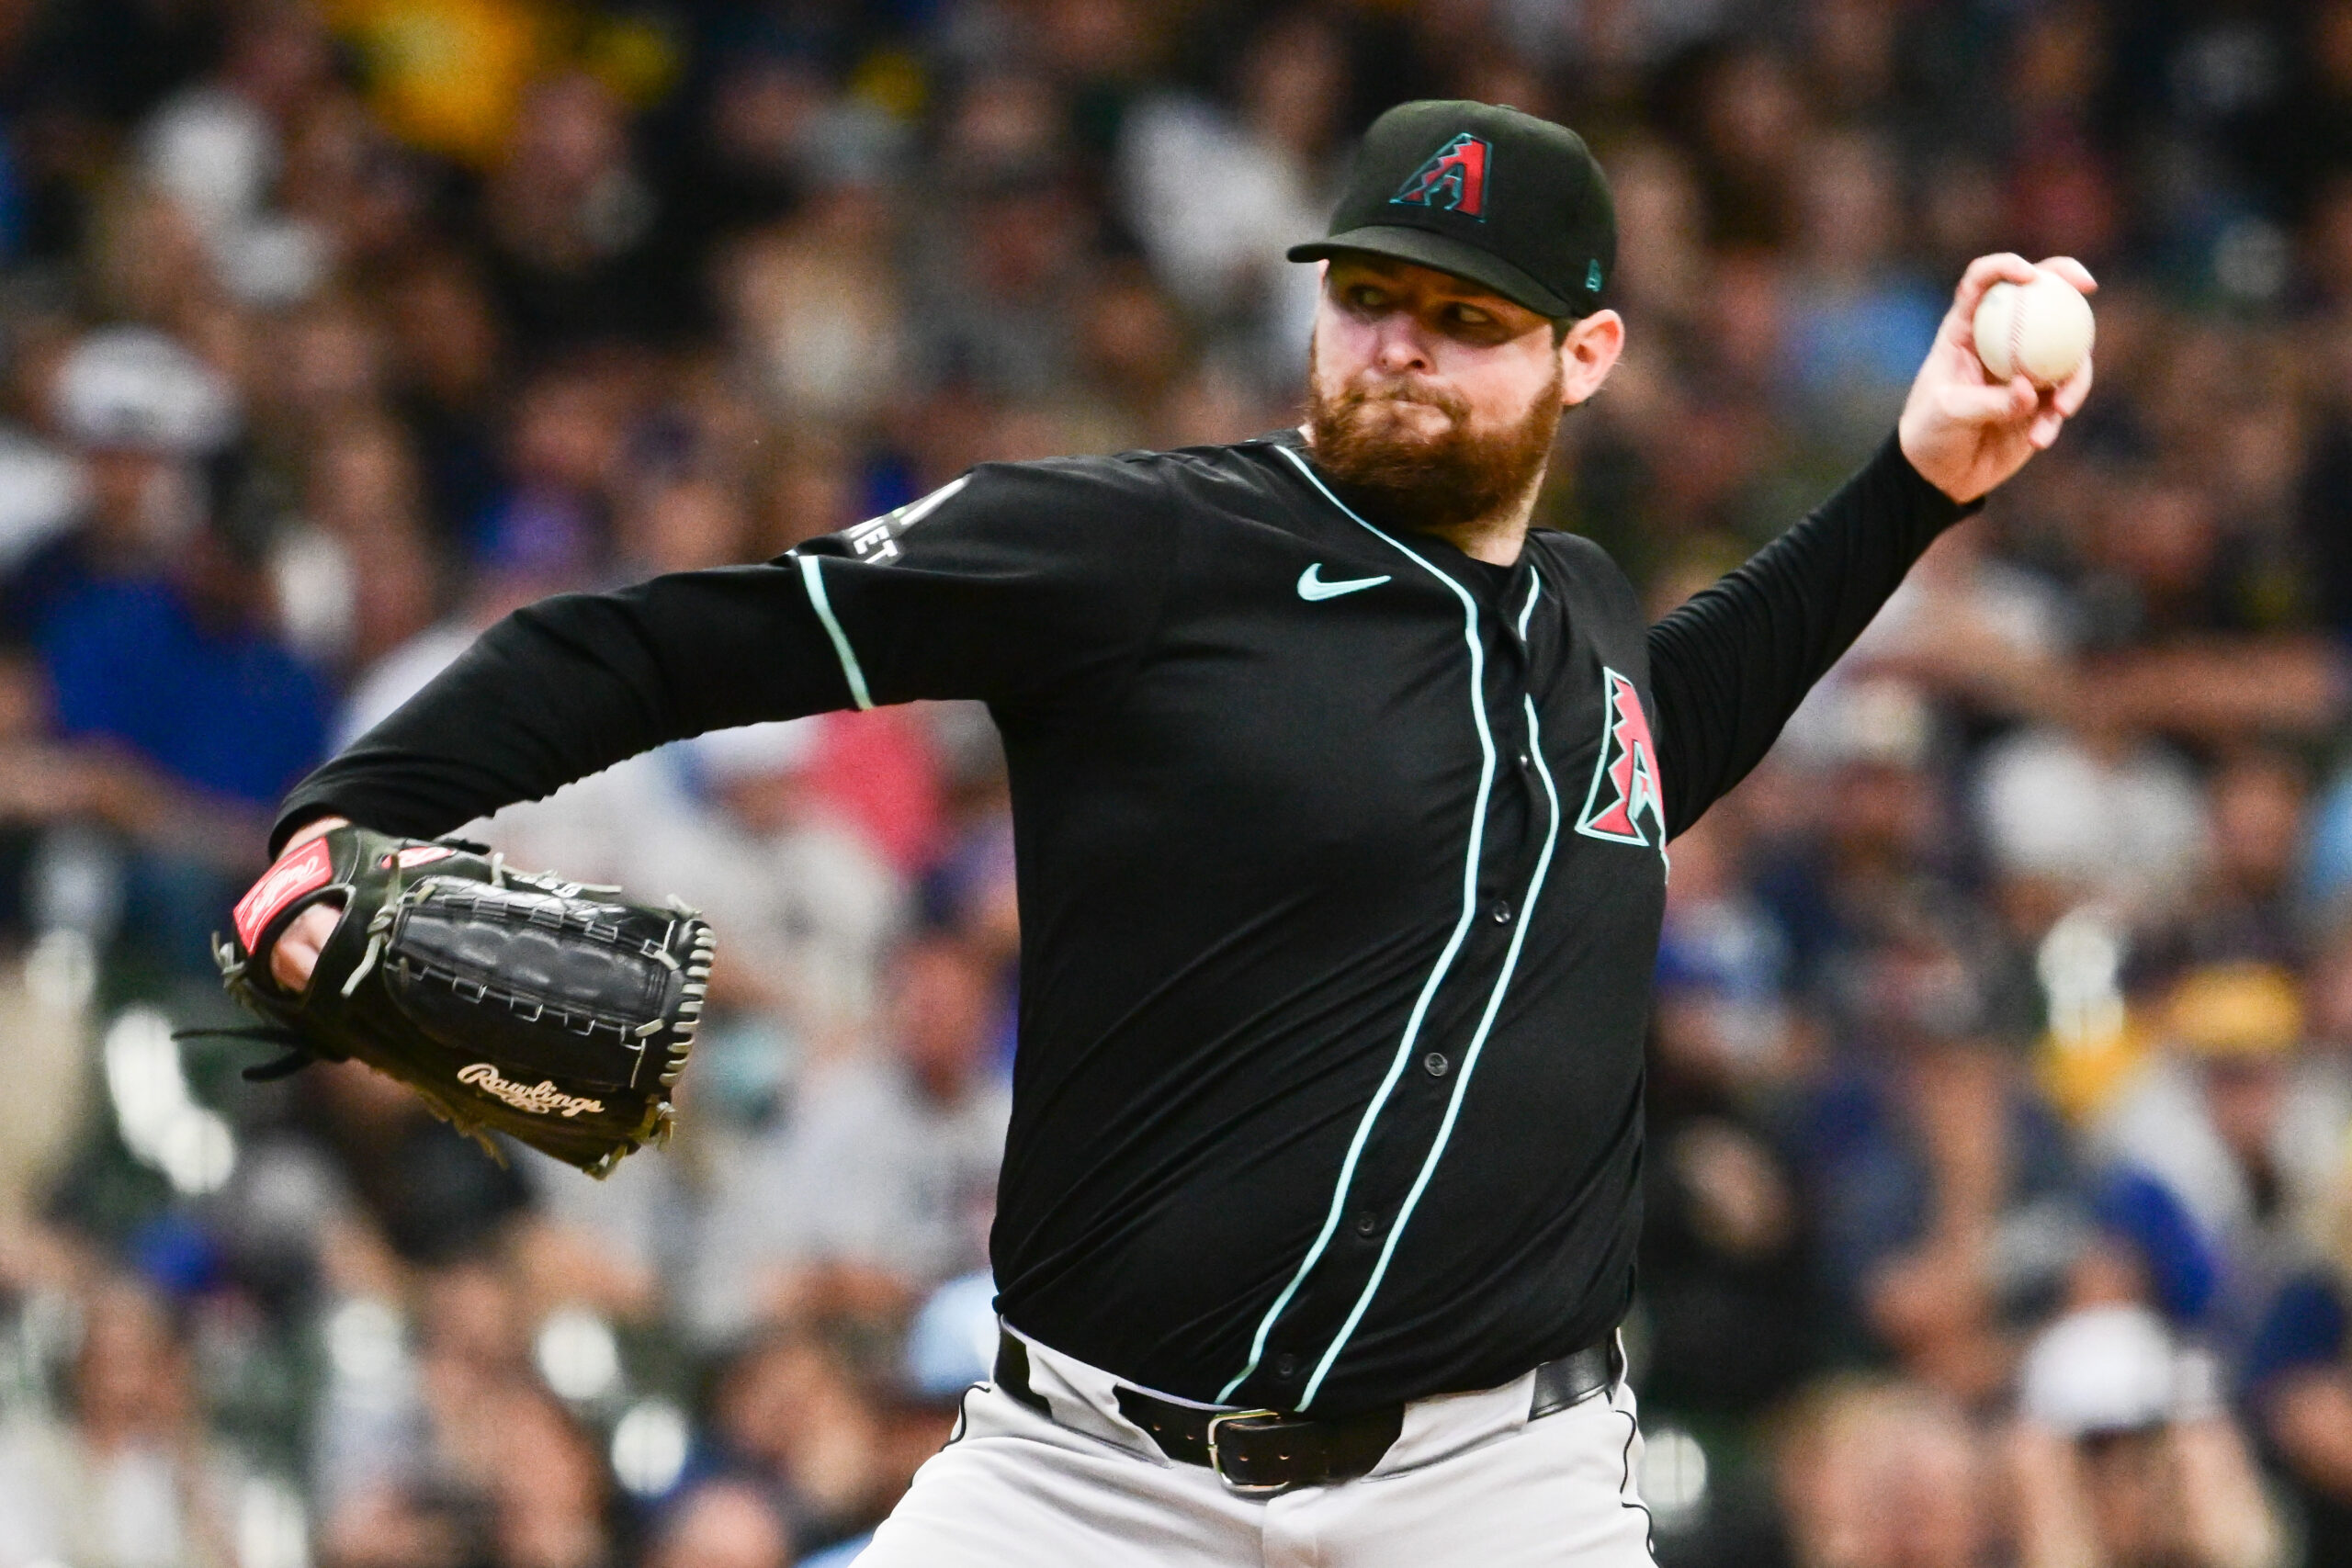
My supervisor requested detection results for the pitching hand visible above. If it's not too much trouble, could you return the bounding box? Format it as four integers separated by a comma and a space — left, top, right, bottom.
1897, 254, 2095, 504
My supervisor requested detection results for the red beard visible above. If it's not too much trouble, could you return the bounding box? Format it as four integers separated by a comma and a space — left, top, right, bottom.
1304, 343, 1565, 534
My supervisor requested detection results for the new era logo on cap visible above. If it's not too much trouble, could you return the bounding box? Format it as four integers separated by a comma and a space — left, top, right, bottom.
1391, 132, 1490, 220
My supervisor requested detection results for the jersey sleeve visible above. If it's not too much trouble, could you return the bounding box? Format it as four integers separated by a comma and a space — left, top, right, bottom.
272, 458, 1171, 852
1645, 434, 1975, 839
789, 456, 1175, 711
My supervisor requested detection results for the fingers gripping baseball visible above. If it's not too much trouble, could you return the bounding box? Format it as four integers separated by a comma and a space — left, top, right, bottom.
1900, 254, 2096, 504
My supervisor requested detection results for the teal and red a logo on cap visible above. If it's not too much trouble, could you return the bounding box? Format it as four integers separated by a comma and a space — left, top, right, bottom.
1391, 132, 1490, 219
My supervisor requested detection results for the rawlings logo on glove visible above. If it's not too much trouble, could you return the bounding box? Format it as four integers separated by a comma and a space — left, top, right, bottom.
457, 1063, 606, 1119
232, 838, 334, 950
202, 824, 713, 1177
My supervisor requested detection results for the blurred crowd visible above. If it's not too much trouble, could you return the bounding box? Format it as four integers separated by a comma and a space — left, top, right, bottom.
0, 0, 2350, 1564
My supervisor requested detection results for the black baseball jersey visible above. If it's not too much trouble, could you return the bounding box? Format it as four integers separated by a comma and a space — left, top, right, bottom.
277, 428, 1968, 1415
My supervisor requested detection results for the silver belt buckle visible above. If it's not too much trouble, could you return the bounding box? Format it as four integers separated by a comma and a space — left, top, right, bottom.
1204, 1409, 1295, 1498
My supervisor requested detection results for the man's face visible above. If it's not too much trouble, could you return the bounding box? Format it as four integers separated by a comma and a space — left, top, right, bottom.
1305, 254, 1611, 531
2078, 1426, 2183, 1562
894, 940, 996, 1100
83, 446, 195, 554
2201, 1055, 2287, 1166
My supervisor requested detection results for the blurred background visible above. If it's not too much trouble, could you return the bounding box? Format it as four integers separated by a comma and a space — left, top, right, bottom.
0, 0, 2349, 1564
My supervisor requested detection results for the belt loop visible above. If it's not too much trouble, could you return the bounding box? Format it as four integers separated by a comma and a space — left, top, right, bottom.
1527, 1337, 1619, 1422
995, 1328, 1051, 1416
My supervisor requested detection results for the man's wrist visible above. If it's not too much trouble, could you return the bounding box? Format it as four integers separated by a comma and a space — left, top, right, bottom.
273, 812, 348, 859
1887, 428, 1985, 522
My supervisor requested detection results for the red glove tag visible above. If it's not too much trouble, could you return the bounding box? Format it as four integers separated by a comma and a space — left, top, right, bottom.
234, 838, 334, 951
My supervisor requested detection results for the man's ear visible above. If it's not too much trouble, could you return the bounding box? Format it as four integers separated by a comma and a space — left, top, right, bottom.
1559, 310, 1624, 407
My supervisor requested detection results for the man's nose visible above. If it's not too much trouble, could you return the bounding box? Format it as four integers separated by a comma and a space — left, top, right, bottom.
1372, 316, 1434, 374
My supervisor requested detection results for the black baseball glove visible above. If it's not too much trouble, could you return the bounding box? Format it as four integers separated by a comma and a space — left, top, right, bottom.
206, 823, 713, 1176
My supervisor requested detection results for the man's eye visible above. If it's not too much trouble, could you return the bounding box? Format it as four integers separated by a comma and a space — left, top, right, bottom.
1348, 286, 1388, 310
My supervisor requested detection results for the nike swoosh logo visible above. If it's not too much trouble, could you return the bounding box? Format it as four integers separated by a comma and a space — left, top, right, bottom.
1297, 563, 1393, 602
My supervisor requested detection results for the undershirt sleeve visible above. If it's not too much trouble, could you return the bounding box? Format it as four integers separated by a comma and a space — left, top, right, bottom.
1645, 433, 1975, 840
272, 459, 1171, 853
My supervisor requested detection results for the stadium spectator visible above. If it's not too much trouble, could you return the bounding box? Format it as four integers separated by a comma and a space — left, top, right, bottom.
707, 1323, 896, 1556
1770, 1374, 1992, 1568
2246, 1158, 2352, 1565
2090, 964, 2352, 1372
647, 1479, 794, 1568
0, 1277, 244, 1567
2008, 1303, 2286, 1568
691, 933, 1010, 1340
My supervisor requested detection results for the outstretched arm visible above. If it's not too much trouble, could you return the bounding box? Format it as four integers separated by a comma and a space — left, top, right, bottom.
260, 567, 856, 992
272, 458, 1173, 855
259, 461, 1174, 987
273, 565, 854, 853
1647, 254, 2095, 837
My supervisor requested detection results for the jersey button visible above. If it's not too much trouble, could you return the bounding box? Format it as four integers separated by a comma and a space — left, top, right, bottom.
1490, 900, 1513, 925
1353, 1210, 1381, 1236
1274, 1354, 1299, 1380
1517, 752, 1532, 771
1423, 1051, 1450, 1077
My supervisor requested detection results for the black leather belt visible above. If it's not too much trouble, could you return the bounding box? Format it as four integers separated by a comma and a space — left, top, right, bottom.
993, 1330, 1621, 1497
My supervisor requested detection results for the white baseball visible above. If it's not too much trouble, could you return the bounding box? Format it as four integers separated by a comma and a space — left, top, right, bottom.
1972, 269, 2094, 388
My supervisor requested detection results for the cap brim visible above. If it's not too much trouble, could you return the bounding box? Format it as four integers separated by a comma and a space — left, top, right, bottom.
1286, 225, 1582, 318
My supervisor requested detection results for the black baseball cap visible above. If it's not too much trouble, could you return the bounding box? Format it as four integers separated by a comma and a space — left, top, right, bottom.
1288, 100, 1616, 320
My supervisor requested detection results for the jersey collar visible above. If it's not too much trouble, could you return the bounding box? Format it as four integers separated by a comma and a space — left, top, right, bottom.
1262, 428, 1542, 612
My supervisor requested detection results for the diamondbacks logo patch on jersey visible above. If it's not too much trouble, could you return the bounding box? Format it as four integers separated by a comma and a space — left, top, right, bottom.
840, 474, 971, 565
1390, 133, 1490, 219
1577, 669, 1666, 850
